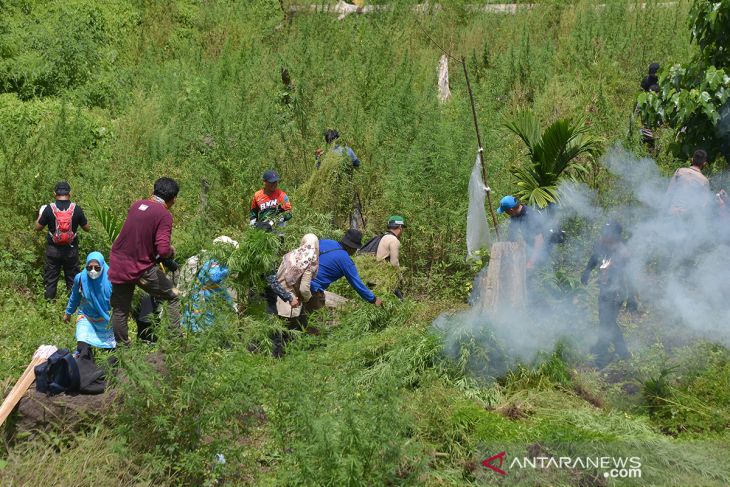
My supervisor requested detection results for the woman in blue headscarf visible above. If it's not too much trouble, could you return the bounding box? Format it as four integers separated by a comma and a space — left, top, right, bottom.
181, 236, 238, 332
64, 251, 115, 353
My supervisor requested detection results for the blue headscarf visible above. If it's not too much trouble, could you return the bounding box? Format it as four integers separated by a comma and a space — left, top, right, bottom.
80, 251, 112, 322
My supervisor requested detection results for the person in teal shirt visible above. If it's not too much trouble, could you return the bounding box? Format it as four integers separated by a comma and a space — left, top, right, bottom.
181, 236, 238, 332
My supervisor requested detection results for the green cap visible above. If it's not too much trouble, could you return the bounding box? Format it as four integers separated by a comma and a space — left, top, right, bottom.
387, 215, 406, 227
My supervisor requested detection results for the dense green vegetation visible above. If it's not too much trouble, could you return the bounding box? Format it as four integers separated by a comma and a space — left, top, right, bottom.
1, 0, 729, 485
638, 0, 730, 160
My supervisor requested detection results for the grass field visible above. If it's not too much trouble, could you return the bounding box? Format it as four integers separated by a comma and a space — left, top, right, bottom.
1, 1, 729, 485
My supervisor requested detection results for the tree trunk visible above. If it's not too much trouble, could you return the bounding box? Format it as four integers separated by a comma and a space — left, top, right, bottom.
479, 241, 527, 312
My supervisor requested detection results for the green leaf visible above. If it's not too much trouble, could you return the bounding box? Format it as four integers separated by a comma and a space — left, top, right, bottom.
505, 110, 600, 208
503, 110, 541, 157
702, 103, 720, 124
89, 200, 122, 245
704, 67, 722, 90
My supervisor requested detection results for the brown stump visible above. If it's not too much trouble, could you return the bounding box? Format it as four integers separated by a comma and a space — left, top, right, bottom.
479, 241, 527, 312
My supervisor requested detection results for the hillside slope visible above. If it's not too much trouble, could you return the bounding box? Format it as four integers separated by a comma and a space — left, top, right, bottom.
1, 1, 728, 485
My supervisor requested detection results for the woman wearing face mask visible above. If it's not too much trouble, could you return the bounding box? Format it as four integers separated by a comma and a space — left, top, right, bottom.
64, 251, 116, 355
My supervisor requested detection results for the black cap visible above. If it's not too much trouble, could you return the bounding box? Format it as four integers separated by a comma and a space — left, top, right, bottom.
54, 181, 71, 195
340, 229, 363, 250
263, 170, 280, 183
324, 129, 340, 144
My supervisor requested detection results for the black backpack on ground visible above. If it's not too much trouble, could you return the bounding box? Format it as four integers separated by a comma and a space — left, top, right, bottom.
35, 349, 81, 396
359, 234, 384, 254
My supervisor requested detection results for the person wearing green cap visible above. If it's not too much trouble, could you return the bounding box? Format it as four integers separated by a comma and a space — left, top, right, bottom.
360, 215, 405, 267
377, 215, 405, 267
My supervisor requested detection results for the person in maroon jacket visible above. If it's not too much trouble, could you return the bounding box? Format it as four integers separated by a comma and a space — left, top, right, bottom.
109, 177, 180, 345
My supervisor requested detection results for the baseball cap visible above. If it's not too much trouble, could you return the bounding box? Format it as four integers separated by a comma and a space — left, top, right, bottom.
496, 195, 519, 214
54, 181, 71, 195
262, 170, 280, 183
387, 215, 406, 227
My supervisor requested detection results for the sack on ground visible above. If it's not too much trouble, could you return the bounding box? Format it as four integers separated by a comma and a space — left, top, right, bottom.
76, 355, 106, 394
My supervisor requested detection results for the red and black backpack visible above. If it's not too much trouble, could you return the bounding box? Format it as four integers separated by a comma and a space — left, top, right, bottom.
49, 202, 76, 245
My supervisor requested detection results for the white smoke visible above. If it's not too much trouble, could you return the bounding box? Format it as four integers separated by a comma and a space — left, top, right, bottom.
438, 146, 730, 376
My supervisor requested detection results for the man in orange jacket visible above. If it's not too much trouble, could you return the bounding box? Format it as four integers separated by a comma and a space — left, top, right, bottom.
249, 170, 292, 231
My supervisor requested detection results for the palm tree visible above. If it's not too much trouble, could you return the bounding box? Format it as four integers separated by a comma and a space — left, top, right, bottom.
504, 111, 602, 208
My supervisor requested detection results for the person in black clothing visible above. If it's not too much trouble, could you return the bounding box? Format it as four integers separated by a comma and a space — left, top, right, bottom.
133, 294, 161, 343
639, 63, 661, 149
35, 181, 90, 299
640, 63, 660, 92
581, 222, 631, 368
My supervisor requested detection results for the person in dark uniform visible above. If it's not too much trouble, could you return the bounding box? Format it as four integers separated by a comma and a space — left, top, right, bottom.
35, 181, 90, 299
640, 63, 660, 92
581, 222, 631, 368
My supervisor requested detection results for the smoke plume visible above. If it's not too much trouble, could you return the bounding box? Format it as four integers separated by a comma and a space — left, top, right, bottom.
436, 146, 730, 377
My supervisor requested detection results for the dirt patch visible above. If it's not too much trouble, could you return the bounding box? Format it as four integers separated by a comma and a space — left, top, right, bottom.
463, 458, 480, 475
498, 402, 529, 420
4, 351, 167, 440
145, 351, 168, 375
573, 382, 605, 408
576, 470, 608, 487
8, 387, 117, 439
527, 442, 552, 459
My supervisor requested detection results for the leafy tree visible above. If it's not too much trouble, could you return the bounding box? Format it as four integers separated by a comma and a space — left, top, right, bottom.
504, 111, 602, 208
637, 0, 730, 160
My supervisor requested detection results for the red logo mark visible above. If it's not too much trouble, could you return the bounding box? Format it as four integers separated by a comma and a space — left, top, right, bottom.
482, 451, 508, 475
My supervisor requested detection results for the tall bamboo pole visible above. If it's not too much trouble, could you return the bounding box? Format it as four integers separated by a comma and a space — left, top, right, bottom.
461, 57, 500, 239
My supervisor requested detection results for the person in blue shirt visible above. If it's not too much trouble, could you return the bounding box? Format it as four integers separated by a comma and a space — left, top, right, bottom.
497, 195, 548, 271
308, 229, 382, 310
315, 129, 361, 169
64, 251, 115, 355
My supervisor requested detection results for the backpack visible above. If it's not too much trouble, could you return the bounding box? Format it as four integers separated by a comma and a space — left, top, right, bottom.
50, 202, 76, 245
359, 234, 384, 254
34, 348, 81, 396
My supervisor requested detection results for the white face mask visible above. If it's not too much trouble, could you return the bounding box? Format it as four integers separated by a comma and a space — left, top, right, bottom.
88, 269, 101, 280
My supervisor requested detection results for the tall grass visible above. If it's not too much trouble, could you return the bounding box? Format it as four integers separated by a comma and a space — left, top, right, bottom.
2, 1, 728, 486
